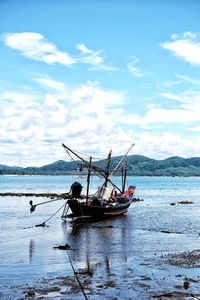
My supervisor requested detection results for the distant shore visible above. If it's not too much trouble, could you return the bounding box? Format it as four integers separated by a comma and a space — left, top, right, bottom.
1, 174, 200, 178
1, 155, 200, 176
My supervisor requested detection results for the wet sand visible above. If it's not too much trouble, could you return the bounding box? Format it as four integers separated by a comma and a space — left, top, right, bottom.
2, 236, 200, 299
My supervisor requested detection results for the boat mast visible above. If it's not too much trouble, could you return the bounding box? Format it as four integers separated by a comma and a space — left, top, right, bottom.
122, 163, 127, 193
121, 167, 124, 192
86, 156, 92, 203
104, 150, 112, 187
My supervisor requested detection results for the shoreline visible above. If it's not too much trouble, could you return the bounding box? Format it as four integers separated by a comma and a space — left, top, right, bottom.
2, 248, 200, 299
0, 192, 70, 198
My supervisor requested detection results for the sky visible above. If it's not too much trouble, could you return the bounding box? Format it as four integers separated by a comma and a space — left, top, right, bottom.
1, 0, 200, 166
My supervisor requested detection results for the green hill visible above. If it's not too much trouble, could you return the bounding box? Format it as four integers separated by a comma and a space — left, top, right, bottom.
125, 155, 200, 176
1, 155, 200, 176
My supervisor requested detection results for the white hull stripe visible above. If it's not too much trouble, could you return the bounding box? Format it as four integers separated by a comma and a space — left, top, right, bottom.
104, 209, 127, 216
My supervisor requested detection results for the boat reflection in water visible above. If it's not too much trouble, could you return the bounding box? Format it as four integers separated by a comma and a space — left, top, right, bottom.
61, 214, 131, 278
29, 239, 35, 264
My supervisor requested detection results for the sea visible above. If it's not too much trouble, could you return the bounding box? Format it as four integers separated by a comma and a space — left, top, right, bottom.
0, 175, 200, 299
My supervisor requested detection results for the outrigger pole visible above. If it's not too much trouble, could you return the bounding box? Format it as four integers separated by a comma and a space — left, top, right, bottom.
29, 198, 66, 213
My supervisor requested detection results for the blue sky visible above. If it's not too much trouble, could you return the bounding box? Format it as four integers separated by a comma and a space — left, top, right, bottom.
1, 0, 200, 166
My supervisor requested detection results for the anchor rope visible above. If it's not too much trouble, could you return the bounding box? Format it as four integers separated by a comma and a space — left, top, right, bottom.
61, 202, 69, 219
64, 144, 133, 163
67, 250, 88, 300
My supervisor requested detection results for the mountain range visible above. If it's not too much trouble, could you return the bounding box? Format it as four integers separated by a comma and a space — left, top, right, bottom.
1, 155, 200, 176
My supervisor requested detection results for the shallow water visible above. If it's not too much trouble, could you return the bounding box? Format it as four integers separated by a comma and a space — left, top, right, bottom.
0, 175, 200, 299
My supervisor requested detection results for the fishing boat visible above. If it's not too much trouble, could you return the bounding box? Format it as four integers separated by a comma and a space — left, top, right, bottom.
61, 143, 136, 219
29, 143, 136, 223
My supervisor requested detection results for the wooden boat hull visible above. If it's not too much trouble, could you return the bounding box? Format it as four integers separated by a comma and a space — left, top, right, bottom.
67, 199, 131, 217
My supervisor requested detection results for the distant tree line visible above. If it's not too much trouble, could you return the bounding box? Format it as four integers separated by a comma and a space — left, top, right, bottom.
1, 155, 200, 176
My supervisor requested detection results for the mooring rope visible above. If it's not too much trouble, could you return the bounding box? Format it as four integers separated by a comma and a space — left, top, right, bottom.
67, 250, 88, 300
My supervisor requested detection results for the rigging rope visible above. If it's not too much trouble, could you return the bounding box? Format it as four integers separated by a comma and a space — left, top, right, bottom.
66, 148, 76, 161
64, 144, 133, 162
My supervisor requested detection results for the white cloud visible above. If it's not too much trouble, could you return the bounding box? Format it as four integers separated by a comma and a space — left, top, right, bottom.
189, 126, 200, 132
141, 107, 195, 124
183, 31, 197, 39
127, 57, 144, 77
0, 79, 128, 166
77, 43, 117, 71
79, 50, 103, 65
175, 73, 200, 86
77, 43, 93, 54
160, 92, 185, 103
161, 32, 200, 65
1, 84, 200, 165
3, 33, 116, 70
1, 76, 200, 166
171, 31, 197, 40
2, 92, 35, 103
34, 77, 68, 95
160, 78, 183, 89
118, 89, 200, 127
134, 132, 200, 159
4, 32, 75, 66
